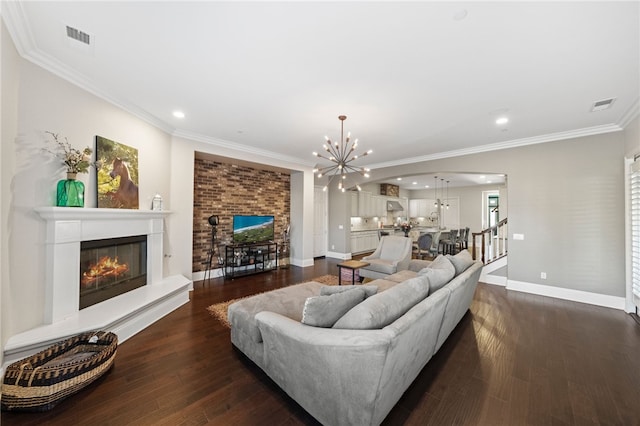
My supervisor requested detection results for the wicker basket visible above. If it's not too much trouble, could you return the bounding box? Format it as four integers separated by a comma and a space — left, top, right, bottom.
1, 331, 118, 412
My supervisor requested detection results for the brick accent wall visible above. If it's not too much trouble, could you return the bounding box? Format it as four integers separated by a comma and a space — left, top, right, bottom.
192, 158, 290, 272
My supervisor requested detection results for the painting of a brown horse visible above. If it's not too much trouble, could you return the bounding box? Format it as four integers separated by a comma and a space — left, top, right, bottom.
109, 158, 139, 209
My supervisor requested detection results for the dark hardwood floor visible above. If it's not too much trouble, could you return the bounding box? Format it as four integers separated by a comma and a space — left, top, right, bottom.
3, 258, 640, 425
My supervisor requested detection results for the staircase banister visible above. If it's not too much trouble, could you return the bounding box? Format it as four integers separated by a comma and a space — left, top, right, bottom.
471, 218, 508, 263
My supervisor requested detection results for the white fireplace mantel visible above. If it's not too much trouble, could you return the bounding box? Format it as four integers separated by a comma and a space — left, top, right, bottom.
35, 207, 173, 323
3, 207, 191, 366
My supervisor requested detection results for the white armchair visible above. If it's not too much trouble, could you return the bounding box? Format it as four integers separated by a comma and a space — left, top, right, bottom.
359, 235, 413, 280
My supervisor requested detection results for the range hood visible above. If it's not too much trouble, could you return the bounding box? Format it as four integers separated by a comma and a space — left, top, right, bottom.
386, 201, 404, 211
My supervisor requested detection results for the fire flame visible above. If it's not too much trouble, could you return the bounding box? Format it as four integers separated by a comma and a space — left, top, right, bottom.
82, 256, 129, 286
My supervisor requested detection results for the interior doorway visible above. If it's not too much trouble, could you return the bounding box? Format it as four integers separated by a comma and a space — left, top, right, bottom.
482, 190, 500, 230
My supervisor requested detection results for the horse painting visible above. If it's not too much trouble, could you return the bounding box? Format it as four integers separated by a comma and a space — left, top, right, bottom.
108, 158, 139, 209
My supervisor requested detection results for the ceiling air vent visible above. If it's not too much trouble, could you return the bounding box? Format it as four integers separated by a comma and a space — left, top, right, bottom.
66, 25, 91, 45
591, 98, 616, 112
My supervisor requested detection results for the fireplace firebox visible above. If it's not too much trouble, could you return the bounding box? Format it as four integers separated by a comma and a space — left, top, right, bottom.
79, 235, 147, 309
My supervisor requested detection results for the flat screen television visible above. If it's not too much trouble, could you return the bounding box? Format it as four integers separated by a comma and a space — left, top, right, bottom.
233, 215, 275, 244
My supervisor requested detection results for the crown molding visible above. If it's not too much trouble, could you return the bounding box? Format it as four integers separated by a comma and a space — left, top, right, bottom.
172, 129, 316, 169
618, 97, 640, 129
365, 123, 623, 170
28, 50, 175, 134
1, 0, 36, 57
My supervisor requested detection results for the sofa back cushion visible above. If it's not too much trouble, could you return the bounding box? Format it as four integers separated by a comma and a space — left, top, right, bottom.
302, 288, 366, 328
446, 250, 474, 276
332, 275, 430, 330
320, 284, 378, 298
418, 255, 455, 292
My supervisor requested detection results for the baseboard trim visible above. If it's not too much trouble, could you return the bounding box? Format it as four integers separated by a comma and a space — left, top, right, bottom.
326, 251, 352, 260
507, 279, 626, 310
192, 268, 224, 282
482, 275, 507, 286
290, 257, 315, 267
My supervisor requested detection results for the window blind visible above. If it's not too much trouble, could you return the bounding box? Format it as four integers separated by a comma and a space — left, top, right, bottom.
631, 159, 640, 306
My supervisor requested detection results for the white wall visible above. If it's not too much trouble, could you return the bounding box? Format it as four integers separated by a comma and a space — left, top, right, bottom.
1, 14, 21, 368
626, 115, 639, 158
350, 132, 626, 301
1, 32, 173, 349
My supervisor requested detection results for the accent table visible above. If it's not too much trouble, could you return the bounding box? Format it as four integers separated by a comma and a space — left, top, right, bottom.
336, 260, 370, 285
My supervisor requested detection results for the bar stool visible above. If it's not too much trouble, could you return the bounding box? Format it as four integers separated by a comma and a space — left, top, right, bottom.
441, 229, 458, 255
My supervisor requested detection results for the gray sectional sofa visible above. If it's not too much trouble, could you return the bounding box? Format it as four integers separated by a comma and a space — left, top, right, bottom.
228, 251, 483, 426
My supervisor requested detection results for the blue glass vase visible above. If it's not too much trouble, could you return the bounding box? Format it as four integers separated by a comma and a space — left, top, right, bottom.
56, 173, 85, 207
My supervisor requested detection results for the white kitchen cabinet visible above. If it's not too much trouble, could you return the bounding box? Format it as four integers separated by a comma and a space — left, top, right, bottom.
350, 230, 379, 254
350, 233, 359, 253
350, 192, 358, 217
358, 191, 372, 217
409, 199, 430, 218
409, 199, 420, 218
365, 231, 379, 252
371, 195, 387, 218
399, 197, 408, 216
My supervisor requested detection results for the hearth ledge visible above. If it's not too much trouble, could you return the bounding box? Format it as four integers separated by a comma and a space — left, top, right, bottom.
3, 274, 191, 368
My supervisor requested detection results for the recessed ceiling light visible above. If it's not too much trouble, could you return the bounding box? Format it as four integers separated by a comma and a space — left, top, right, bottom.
396, 177, 402, 181
412, 182, 417, 185
173, 111, 185, 119
425, 185, 430, 188
496, 117, 509, 125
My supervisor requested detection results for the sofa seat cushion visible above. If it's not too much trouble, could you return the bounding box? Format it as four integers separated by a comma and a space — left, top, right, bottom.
385, 270, 418, 283
366, 278, 400, 292
302, 288, 366, 327
361, 259, 397, 275
446, 250, 474, 276
408, 259, 432, 272
320, 284, 378, 298
228, 281, 323, 343
332, 275, 430, 330
418, 255, 455, 292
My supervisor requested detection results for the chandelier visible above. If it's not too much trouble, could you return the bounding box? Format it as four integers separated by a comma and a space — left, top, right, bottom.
313, 115, 372, 192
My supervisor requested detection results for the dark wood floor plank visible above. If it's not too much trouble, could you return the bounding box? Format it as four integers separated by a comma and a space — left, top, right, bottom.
3, 258, 640, 425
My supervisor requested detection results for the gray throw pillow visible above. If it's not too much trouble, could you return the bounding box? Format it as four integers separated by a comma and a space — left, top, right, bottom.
301, 288, 366, 327
332, 275, 429, 330
446, 250, 474, 276
418, 255, 455, 292
320, 285, 378, 298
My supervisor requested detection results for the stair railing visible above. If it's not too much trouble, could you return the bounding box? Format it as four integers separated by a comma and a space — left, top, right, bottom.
471, 218, 508, 264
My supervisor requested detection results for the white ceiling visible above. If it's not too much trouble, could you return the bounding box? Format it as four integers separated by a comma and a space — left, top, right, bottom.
4, 1, 639, 188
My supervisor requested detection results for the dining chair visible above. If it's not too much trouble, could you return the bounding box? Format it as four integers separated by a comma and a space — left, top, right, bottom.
416, 233, 433, 259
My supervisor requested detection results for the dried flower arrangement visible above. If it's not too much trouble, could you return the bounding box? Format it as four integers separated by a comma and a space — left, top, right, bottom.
44, 131, 96, 175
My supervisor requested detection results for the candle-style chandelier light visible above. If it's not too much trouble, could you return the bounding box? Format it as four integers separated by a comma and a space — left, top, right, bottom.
313, 115, 372, 192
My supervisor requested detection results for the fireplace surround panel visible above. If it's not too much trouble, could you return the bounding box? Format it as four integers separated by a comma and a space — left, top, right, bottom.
35, 207, 166, 323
